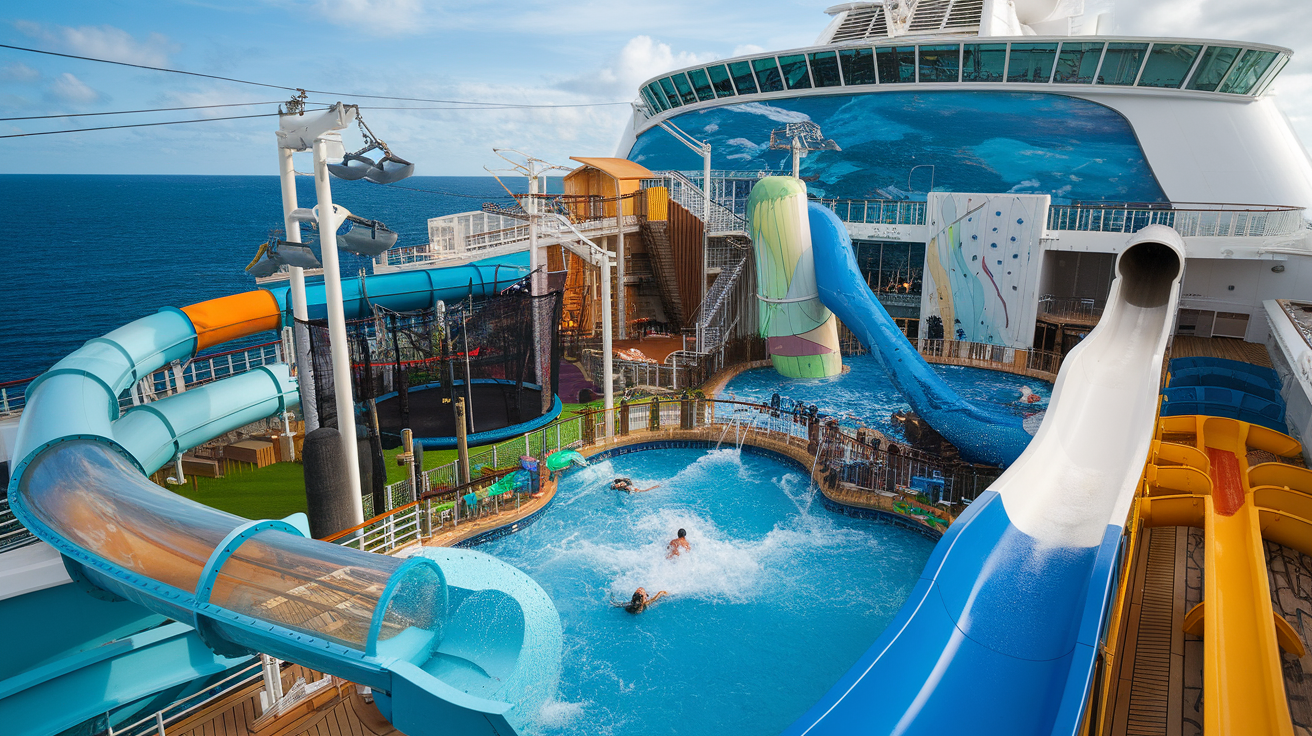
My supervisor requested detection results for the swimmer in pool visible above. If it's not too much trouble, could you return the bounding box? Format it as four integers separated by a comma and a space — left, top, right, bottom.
667, 528, 691, 558
611, 477, 660, 493
618, 587, 667, 614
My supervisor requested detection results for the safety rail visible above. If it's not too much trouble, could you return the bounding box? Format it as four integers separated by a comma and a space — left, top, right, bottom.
332, 397, 1002, 557
1047, 203, 1307, 238
642, 172, 749, 235
106, 660, 262, 736
839, 328, 1063, 379
122, 341, 285, 411
579, 347, 711, 392
817, 198, 928, 226
1038, 295, 1104, 322
0, 497, 37, 553
0, 375, 35, 415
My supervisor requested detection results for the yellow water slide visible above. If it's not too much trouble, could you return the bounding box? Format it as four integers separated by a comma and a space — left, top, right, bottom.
1142, 415, 1305, 736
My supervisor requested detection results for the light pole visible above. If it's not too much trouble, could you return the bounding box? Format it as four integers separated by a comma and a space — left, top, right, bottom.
277, 146, 319, 433
769, 121, 841, 180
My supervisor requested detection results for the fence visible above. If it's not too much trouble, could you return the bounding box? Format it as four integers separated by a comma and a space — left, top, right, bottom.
1047, 203, 1307, 238
817, 198, 928, 226
1038, 295, 1104, 322
107, 660, 263, 736
838, 324, 1063, 380
579, 348, 711, 392
331, 397, 1003, 557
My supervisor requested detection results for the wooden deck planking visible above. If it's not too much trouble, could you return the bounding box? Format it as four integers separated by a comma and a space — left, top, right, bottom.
1170, 336, 1273, 368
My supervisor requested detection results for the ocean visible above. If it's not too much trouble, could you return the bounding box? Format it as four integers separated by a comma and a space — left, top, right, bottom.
0, 175, 538, 382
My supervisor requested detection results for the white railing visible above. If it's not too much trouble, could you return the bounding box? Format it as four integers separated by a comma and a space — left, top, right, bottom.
817, 198, 928, 226
646, 172, 750, 235
0, 498, 37, 553
1047, 203, 1307, 238
121, 341, 285, 411
108, 660, 263, 736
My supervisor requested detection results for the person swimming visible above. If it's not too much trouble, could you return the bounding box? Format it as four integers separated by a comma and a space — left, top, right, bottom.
667, 528, 691, 558
619, 586, 667, 614
611, 477, 660, 493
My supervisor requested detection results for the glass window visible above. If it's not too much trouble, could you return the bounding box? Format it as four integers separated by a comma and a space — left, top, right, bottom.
753, 57, 785, 92
671, 73, 698, 104
778, 54, 813, 90
1007, 43, 1058, 83
706, 64, 737, 98
641, 85, 664, 113
839, 48, 877, 85
1186, 46, 1241, 91
657, 77, 682, 107
1254, 55, 1290, 95
962, 43, 1007, 82
688, 68, 716, 101
1138, 44, 1202, 88
728, 61, 758, 94
1097, 43, 1149, 85
808, 51, 842, 87
918, 45, 960, 82
876, 47, 916, 83
1218, 49, 1278, 94
1054, 42, 1103, 84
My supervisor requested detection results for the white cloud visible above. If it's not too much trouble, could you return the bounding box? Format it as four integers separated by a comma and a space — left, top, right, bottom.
13, 21, 178, 66
559, 35, 718, 98
46, 72, 102, 104
732, 44, 765, 57
0, 62, 40, 83
312, 0, 433, 32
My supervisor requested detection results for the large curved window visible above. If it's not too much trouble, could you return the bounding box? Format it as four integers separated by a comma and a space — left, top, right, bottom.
808, 51, 842, 88
1008, 43, 1058, 83
728, 61, 757, 94
962, 43, 1007, 82
657, 78, 681, 108
1054, 42, 1103, 84
688, 69, 716, 101
671, 73, 698, 105
877, 46, 916, 83
1218, 49, 1278, 95
1097, 43, 1149, 85
706, 65, 737, 98
919, 45, 960, 82
753, 58, 785, 92
779, 54, 813, 90
1139, 44, 1202, 88
839, 47, 877, 85
1187, 46, 1241, 91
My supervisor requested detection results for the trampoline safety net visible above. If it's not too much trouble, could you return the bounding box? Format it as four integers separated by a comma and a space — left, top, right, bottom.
303, 289, 562, 448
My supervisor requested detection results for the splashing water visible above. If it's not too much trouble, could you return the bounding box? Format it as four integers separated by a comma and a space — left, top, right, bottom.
486, 447, 935, 736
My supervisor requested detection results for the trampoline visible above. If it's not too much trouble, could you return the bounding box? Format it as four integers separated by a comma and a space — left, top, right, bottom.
374, 379, 563, 449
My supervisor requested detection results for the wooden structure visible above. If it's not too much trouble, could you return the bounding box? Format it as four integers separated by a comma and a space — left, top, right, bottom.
225, 439, 278, 468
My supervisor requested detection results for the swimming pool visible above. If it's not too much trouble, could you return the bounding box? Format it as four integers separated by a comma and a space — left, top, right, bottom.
480, 446, 936, 736
721, 354, 1052, 441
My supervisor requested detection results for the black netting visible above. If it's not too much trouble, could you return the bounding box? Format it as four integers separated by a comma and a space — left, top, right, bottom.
301, 289, 562, 448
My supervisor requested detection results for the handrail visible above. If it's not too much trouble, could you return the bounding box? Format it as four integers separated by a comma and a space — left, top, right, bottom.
325, 468, 518, 543
108, 661, 263, 736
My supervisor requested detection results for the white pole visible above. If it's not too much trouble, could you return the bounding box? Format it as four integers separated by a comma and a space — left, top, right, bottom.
527, 172, 548, 414
614, 174, 627, 340
311, 136, 364, 524
792, 138, 801, 178
700, 144, 711, 349
278, 147, 320, 431
601, 254, 614, 438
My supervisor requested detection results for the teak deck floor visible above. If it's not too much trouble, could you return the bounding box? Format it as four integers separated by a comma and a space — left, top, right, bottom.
167, 664, 402, 736
1169, 336, 1273, 368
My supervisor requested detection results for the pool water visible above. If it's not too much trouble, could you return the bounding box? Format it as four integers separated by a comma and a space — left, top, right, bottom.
481, 447, 935, 736
722, 354, 1052, 441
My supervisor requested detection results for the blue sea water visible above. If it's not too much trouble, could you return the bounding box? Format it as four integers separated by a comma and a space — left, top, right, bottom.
723, 354, 1052, 441
481, 447, 934, 736
0, 175, 532, 382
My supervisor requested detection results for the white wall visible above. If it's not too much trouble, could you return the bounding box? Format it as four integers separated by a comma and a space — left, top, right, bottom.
1178, 256, 1312, 342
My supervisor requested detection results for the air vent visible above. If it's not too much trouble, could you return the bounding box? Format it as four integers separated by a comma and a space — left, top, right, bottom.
907, 0, 952, 31
944, 0, 985, 29
831, 6, 887, 42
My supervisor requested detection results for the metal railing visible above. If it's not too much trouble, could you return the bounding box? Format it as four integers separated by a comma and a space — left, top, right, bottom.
331, 397, 1003, 556
1038, 295, 1104, 322
0, 375, 35, 415
1047, 203, 1307, 238
643, 172, 750, 234
839, 329, 1063, 378
817, 198, 928, 226
107, 660, 262, 736
580, 348, 711, 392
121, 341, 285, 412
0, 498, 37, 553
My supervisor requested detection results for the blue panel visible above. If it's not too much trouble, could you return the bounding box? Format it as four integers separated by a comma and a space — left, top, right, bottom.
628, 92, 1168, 204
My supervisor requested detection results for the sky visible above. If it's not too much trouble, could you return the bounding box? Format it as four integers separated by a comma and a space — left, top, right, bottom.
1, 0, 1309, 176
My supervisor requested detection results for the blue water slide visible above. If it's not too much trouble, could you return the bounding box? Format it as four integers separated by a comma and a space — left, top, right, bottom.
805, 204, 1034, 466
265, 252, 530, 321
6, 263, 560, 736
787, 224, 1185, 736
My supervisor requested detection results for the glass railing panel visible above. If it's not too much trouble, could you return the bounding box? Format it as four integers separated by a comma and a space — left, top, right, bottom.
641, 86, 664, 113
1097, 43, 1149, 85
1054, 42, 1103, 83
688, 68, 716, 101
839, 47, 877, 85
752, 57, 785, 92
671, 72, 698, 104
919, 44, 961, 82
707, 64, 737, 98
1008, 42, 1058, 83
1138, 43, 1202, 88
1219, 49, 1278, 94
657, 77, 682, 108
808, 51, 842, 88
1254, 55, 1290, 96
779, 54, 813, 90
962, 43, 1007, 82
729, 60, 758, 94
1187, 46, 1241, 91
876, 46, 916, 83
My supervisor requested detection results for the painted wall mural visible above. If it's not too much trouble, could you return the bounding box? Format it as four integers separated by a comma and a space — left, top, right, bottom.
627, 91, 1167, 204
921, 193, 1048, 348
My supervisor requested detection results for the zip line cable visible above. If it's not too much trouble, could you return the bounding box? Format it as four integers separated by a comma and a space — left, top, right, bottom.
0, 100, 291, 121
0, 109, 330, 139
0, 43, 633, 108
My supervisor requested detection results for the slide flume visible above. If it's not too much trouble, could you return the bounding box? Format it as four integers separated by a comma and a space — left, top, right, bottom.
786, 214, 1185, 735
7, 258, 561, 736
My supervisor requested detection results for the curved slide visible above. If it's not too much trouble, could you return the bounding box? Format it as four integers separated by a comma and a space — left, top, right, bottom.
6, 259, 560, 736
806, 202, 1035, 466
785, 223, 1185, 736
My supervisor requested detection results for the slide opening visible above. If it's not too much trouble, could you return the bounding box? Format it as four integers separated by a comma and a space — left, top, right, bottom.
1116, 240, 1182, 308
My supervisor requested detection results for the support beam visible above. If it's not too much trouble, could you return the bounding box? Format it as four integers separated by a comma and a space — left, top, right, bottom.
277, 147, 319, 431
